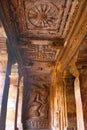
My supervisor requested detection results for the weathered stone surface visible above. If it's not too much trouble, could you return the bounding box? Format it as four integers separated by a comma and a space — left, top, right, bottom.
22, 73, 51, 129
0, 0, 87, 130
63, 70, 77, 130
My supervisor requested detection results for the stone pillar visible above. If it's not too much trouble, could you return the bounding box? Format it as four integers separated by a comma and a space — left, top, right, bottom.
22, 74, 51, 130
51, 69, 68, 130
17, 77, 23, 130
76, 53, 87, 130
57, 72, 66, 130
0, 37, 9, 130
6, 63, 19, 130
51, 70, 63, 130
0, 37, 7, 114
74, 77, 84, 130
78, 69, 87, 130
63, 70, 77, 130
76, 51, 87, 130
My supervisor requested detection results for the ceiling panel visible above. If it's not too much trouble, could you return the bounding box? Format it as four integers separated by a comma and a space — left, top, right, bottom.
8, 0, 77, 40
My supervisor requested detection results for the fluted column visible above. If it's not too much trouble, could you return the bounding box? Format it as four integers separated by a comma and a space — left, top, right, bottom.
63, 70, 77, 130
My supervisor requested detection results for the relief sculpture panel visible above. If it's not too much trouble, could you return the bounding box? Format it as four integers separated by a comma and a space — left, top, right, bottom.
20, 44, 57, 62
22, 81, 50, 129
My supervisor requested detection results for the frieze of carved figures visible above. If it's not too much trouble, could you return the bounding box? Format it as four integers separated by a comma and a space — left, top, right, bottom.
24, 83, 50, 128
20, 44, 57, 62
20, 44, 57, 53
23, 50, 56, 62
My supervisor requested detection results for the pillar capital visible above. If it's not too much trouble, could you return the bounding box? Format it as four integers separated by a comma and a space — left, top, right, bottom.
76, 50, 87, 74
63, 70, 75, 79
63, 70, 75, 89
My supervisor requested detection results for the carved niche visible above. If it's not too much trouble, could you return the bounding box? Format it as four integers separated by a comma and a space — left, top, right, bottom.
22, 81, 51, 129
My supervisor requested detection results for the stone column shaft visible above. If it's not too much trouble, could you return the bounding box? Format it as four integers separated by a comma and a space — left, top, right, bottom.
63, 70, 77, 130
76, 50, 87, 130
78, 68, 87, 130
22, 74, 51, 130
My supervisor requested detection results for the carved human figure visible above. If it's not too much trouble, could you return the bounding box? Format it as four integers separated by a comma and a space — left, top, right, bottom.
26, 83, 49, 119
26, 86, 41, 118
37, 84, 49, 118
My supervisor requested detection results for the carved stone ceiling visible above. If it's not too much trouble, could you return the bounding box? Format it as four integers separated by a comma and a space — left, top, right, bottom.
0, 0, 78, 75
9, 0, 78, 39
0, 1, 86, 129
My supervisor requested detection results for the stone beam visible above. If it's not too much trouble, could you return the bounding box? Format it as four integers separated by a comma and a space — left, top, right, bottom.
57, 0, 87, 71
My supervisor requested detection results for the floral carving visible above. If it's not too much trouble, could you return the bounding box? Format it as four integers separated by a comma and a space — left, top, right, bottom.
28, 3, 59, 28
